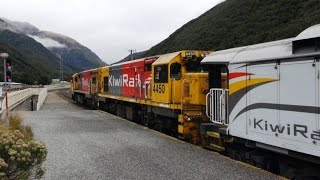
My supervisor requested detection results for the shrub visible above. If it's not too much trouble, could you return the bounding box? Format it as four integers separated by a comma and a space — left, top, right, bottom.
0, 114, 47, 179
8, 114, 34, 142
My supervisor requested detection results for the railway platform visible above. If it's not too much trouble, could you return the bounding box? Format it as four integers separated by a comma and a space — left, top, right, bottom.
18, 90, 281, 179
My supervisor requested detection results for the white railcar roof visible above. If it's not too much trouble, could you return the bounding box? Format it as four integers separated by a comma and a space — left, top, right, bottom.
201, 38, 293, 64
295, 24, 320, 41
202, 24, 320, 65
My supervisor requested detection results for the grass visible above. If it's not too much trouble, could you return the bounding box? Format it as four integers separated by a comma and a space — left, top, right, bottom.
0, 113, 46, 179
0, 113, 34, 142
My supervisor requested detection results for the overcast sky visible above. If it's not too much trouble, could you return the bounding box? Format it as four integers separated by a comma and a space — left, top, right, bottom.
0, 0, 223, 64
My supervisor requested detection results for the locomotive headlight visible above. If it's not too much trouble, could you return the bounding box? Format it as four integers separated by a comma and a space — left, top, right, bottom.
202, 88, 209, 94
184, 115, 191, 121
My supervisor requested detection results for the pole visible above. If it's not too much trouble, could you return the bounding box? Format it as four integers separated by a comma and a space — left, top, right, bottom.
59, 55, 62, 81
3, 58, 6, 89
59, 53, 64, 81
129, 49, 136, 61
3, 58, 8, 117
0, 53, 9, 119
61, 54, 63, 81
5, 91, 8, 116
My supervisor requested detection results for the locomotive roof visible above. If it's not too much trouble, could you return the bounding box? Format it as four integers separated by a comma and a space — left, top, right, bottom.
111, 57, 146, 66
201, 24, 320, 65
80, 68, 99, 73
152, 51, 181, 65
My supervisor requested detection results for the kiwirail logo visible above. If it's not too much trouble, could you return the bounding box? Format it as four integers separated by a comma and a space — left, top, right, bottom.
109, 74, 141, 88
252, 118, 320, 141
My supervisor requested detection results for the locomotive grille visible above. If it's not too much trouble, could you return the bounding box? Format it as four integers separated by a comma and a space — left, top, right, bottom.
183, 82, 190, 98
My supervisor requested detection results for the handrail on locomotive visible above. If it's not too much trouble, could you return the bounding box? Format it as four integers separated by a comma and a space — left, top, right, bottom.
206, 88, 229, 125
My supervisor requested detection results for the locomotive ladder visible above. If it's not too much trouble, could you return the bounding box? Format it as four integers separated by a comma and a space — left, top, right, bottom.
206, 88, 229, 125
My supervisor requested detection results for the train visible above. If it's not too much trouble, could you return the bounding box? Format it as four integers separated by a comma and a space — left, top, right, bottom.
71, 24, 320, 178
71, 50, 216, 144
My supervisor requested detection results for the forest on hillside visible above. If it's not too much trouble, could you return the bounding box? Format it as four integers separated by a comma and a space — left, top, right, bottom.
145, 0, 320, 56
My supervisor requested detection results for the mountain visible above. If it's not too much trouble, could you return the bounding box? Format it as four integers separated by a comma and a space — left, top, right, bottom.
0, 29, 61, 84
31, 31, 106, 71
0, 18, 39, 35
124, 0, 320, 59
0, 17, 106, 84
2, 18, 106, 68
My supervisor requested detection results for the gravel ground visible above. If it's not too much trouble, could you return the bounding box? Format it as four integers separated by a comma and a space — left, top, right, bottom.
17, 91, 281, 180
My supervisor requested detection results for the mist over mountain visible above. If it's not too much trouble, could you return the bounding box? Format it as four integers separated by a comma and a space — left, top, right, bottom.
0, 17, 39, 35
32, 31, 106, 71
0, 17, 106, 84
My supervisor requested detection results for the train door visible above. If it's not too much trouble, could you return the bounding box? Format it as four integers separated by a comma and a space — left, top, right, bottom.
135, 66, 144, 98
91, 75, 97, 94
246, 63, 279, 139
318, 59, 320, 144
152, 64, 170, 103
144, 58, 157, 99
81, 71, 91, 93
279, 59, 318, 147
170, 62, 182, 104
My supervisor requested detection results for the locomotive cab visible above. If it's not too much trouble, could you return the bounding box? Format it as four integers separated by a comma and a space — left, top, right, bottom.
71, 68, 98, 106
151, 50, 212, 144
71, 73, 80, 100
71, 73, 81, 91
151, 51, 210, 105
97, 66, 109, 94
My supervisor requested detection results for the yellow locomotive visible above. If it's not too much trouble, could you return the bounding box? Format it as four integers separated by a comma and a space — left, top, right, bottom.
71, 50, 224, 144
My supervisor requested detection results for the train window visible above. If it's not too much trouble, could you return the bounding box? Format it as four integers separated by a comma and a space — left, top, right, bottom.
154, 65, 168, 83
103, 76, 109, 92
186, 57, 207, 72
170, 62, 181, 80
145, 63, 152, 71
92, 77, 97, 84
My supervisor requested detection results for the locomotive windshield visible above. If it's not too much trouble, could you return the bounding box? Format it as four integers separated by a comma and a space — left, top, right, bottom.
185, 57, 207, 72
154, 65, 168, 83
170, 62, 181, 80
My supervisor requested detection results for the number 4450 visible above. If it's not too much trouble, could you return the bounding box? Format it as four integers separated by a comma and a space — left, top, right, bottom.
153, 84, 165, 93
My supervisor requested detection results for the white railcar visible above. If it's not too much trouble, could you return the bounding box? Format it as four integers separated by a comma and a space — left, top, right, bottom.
202, 25, 320, 164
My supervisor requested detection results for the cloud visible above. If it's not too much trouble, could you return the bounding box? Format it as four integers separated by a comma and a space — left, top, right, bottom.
0, 0, 223, 64
29, 35, 67, 48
